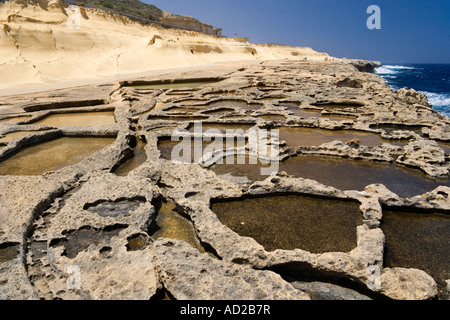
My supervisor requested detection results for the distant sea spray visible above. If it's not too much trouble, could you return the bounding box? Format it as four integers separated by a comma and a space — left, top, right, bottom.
376, 64, 450, 118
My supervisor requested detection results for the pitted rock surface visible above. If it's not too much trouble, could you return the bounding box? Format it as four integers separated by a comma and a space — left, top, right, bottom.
0, 60, 448, 300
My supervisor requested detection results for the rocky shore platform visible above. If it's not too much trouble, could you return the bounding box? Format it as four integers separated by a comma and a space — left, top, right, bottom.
0, 59, 448, 300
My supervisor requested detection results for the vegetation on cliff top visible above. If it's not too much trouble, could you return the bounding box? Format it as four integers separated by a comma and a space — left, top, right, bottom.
69, 0, 204, 23
70, 0, 162, 21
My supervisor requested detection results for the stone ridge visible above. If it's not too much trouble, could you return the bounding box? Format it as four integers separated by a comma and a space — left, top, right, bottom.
0, 59, 448, 300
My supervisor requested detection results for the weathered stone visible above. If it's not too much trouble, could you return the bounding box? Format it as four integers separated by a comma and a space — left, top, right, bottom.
336, 78, 364, 89
0, 176, 66, 243
397, 140, 449, 177
40, 172, 159, 238
379, 268, 438, 300
349, 60, 382, 73
291, 281, 372, 300
0, 259, 39, 300
406, 186, 450, 210
38, 236, 160, 300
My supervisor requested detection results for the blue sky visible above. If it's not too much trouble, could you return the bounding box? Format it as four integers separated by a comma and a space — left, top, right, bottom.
145, 0, 450, 63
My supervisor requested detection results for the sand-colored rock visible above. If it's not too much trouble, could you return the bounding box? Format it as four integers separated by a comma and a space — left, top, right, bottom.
0, 5, 448, 299
159, 14, 222, 36
0, 259, 39, 300
153, 238, 310, 300
0, 176, 66, 243
0, 0, 329, 90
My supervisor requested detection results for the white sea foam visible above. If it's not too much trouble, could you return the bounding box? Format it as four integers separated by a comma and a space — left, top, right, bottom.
376, 65, 416, 75
420, 91, 450, 117
421, 91, 450, 107
383, 65, 416, 70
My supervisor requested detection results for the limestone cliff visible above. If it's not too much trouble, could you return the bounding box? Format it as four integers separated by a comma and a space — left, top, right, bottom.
159, 12, 222, 37
0, 0, 330, 89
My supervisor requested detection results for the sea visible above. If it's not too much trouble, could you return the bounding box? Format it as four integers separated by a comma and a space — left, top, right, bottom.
375, 64, 450, 118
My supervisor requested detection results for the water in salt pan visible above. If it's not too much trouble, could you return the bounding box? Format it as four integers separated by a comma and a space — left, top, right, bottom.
279, 155, 450, 198
279, 127, 406, 148
114, 139, 147, 176
209, 154, 449, 197
380, 208, 450, 290
32, 111, 116, 127
0, 137, 115, 176
158, 137, 245, 164
211, 194, 363, 253
187, 122, 255, 133
151, 201, 204, 253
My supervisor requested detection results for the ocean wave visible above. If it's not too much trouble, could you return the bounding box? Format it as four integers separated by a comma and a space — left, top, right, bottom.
383, 65, 416, 70
420, 91, 450, 117
375, 66, 397, 74
420, 91, 450, 107
376, 65, 416, 75
433, 106, 450, 118
375, 64, 449, 118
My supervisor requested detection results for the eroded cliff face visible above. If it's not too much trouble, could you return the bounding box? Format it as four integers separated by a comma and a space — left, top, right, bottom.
1, 0, 448, 303
159, 14, 222, 37
0, 0, 329, 89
